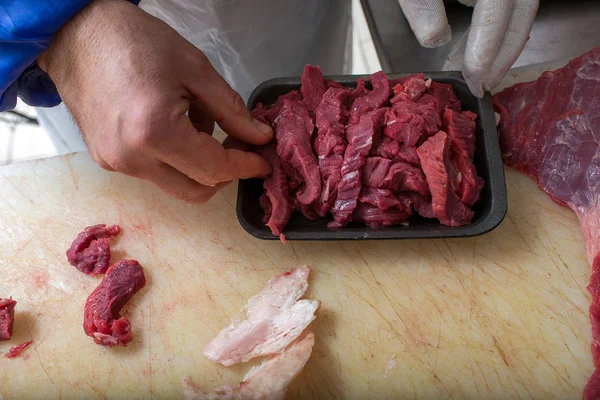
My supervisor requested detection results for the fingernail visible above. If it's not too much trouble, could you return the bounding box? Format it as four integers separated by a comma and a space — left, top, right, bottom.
252, 118, 273, 136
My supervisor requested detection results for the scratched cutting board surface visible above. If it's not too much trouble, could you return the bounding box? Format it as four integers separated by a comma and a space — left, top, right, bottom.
0, 60, 593, 399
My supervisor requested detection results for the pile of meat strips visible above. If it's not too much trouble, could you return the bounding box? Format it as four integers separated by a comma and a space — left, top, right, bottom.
252, 66, 484, 240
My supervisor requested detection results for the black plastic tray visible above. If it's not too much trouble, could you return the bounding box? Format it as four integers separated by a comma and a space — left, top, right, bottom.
237, 72, 507, 240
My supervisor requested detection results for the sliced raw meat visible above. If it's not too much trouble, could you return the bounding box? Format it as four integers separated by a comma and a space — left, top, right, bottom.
275, 100, 321, 205
417, 93, 440, 112
492, 46, 600, 399
370, 135, 420, 166
410, 193, 435, 219
83, 260, 146, 347
256, 144, 293, 240
5, 341, 32, 359
389, 73, 425, 87
203, 266, 319, 366
454, 154, 485, 207
403, 77, 430, 101
66, 224, 121, 275
362, 157, 393, 188
443, 108, 478, 159
383, 101, 441, 147
330, 108, 387, 228
427, 81, 462, 117
349, 71, 390, 124
314, 87, 350, 216
251, 91, 302, 126
348, 78, 370, 105
362, 157, 428, 195
185, 331, 315, 400
0, 297, 16, 340
417, 131, 474, 226
359, 187, 401, 210
301, 65, 327, 117
354, 203, 410, 228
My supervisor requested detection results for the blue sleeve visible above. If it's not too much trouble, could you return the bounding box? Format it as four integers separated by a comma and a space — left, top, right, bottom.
0, 0, 141, 112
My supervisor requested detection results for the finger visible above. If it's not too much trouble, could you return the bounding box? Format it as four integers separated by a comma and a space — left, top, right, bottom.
482, 0, 539, 91
185, 55, 273, 145
140, 161, 226, 204
463, 0, 514, 97
189, 101, 215, 136
158, 115, 271, 186
223, 136, 251, 152
398, 0, 451, 48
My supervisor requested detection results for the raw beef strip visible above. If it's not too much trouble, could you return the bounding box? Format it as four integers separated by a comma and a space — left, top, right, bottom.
409, 193, 435, 219
251, 91, 302, 126
275, 100, 321, 205
427, 81, 462, 117
185, 331, 315, 400
301, 65, 327, 117
255, 144, 293, 240
348, 78, 370, 105
0, 297, 16, 340
389, 73, 425, 87
354, 203, 410, 228
454, 153, 485, 207
349, 71, 390, 124
203, 266, 320, 366
330, 108, 387, 228
417, 131, 474, 226
383, 101, 441, 147
359, 187, 401, 210
83, 260, 146, 347
443, 108, 478, 159
66, 224, 121, 275
362, 157, 428, 195
5, 341, 32, 359
370, 135, 420, 166
313, 87, 350, 216
492, 46, 600, 399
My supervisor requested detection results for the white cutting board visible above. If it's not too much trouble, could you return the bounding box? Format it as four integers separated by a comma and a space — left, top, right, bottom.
0, 61, 592, 399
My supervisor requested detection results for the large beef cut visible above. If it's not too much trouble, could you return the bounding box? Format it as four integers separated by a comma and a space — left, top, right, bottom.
492, 45, 600, 400
203, 265, 319, 366
66, 224, 121, 275
83, 259, 146, 347
0, 297, 16, 340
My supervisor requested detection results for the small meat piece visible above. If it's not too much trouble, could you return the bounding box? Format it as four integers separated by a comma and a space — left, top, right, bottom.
66, 224, 121, 275
354, 203, 410, 228
256, 144, 293, 239
275, 100, 321, 205
362, 157, 393, 188
5, 341, 32, 359
383, 102, 441, 147
359, 187, 400, 210
454, 154, 485, 207
403, 77, 430, 101
390, 84, 410, 104
203, 266, 319, 366
427, 81, 462, 117
348, 78, 370, 105
389, 73, 425, 87
313, 87, 350, 216
417, 93, 440, 112
83, 260, 146, 347
0, 297, 16, 341
370, 135, 420, 166
301, 65, 327, 117
330, 108, 387, 228
349, 71, 390, 124
417, 131, 474, 226
186, 331, 315, 400
408, 193, 435, 219
383, 162, 429, 195
251, 91, 302, 126
443, 108, 478, 159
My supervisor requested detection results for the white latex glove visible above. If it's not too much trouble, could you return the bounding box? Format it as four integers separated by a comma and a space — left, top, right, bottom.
398, 0, 539, 97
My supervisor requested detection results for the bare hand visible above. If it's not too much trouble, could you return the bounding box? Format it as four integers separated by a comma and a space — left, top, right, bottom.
39, 0, 273, 203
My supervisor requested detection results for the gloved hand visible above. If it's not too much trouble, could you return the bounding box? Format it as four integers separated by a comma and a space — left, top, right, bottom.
38, 0, 273, 204
398, 0, 539, 97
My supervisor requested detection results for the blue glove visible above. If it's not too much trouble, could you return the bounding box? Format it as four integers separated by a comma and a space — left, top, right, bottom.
0, 0, 141, 112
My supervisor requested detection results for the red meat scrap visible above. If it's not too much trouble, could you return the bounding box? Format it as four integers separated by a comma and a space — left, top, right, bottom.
5, 341, 32, 359
383, 101, 441, 147
348, 71, 390, 124
492, 46, 600, 399
251, 91, 302, 126
301, 65, 328, 118
427, 81, 462, 117
66, 224, 121, 275
83, 260, 146, 347
0, 297, 16, 340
